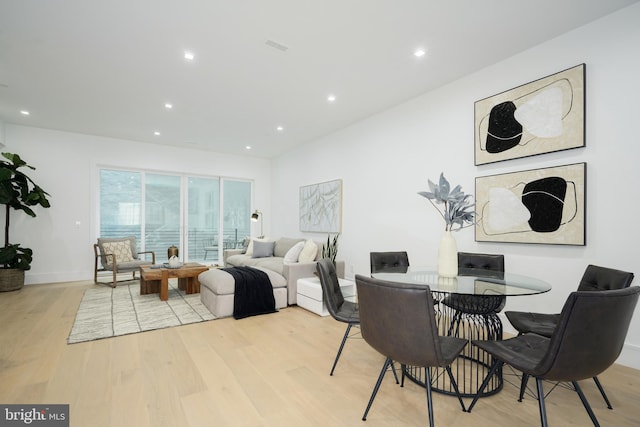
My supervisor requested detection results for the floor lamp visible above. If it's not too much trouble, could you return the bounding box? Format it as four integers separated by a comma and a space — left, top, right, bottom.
251, 210, 264, 239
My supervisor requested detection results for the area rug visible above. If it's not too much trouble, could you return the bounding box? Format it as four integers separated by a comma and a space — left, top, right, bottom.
67, 281, 216, 344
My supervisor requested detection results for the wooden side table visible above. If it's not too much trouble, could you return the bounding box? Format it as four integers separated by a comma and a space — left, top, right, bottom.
139, 263, 209, 301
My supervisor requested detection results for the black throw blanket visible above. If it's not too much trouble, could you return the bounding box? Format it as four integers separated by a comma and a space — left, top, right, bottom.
222, 266, 276, 319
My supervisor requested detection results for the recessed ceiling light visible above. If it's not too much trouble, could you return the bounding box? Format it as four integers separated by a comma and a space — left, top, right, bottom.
276, 126, 284, 132
164, 103, 173, 109
245, 145, 252, 150
327, 94, 336, 103
414, 48, 426, 58
20, 110, 30, 116
184, 51, 195, 61
154, 131, 161, 136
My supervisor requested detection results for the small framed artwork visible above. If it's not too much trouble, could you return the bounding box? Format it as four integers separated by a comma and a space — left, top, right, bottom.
474, 63, 585, 165
299, 179, 342, 233
475, 163, 586, 245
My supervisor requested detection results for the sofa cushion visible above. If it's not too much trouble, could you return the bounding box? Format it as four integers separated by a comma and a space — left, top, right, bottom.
298, 239, 318, 263
245, 237, 271, 256
274, 237, 304, 257
252, 240, 275, 258
199, 266, 286, 296
225, 254, 286, 275
284, 241, 305, 263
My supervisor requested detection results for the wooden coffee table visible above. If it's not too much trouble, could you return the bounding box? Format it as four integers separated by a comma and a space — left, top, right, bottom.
139, 263, 210, 301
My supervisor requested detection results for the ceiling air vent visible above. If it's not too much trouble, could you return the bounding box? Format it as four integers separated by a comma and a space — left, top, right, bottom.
265, 39, 289, 52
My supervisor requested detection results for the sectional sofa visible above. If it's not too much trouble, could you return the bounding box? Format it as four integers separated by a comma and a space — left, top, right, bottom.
223, 237, 345, 305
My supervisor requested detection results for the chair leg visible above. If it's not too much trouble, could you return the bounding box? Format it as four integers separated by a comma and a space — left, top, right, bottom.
389, 360, 399, 384
573, 381, 601, 427
362, 358, 391, 421
519, 373, 530, 402
536, 378, 549, 427
330, 323, 352, 376
424, 368, 435, 427
400, 363, 406, 387
444, 366, 466, 412
592, 376, 613, 409
468, 359, 503, 413
447, 311, 462, 336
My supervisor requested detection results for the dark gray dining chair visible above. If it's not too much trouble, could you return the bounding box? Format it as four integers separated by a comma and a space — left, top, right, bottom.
442, 252, 505, 338
355, 274, 467, 426
505, 264, 634, 408
316, 259, 361, 376
370, 251, 410, 274
468, 286, 640, 427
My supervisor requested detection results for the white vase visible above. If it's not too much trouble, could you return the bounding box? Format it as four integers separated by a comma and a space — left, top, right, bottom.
438, 230, 458, 277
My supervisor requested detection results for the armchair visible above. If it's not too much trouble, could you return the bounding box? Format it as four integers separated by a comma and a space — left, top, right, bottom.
94, 236, 155, 287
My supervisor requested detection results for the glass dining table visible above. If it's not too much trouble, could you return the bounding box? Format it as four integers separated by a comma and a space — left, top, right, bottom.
371, 267, 551, 398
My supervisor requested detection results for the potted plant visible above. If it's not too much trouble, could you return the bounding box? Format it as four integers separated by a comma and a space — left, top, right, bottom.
321, 233, 340, 264
0, 152, 51, 291
418, 173, 474, 277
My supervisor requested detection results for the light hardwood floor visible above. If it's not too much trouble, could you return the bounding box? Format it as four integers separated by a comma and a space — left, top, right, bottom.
1, 280, 639, 426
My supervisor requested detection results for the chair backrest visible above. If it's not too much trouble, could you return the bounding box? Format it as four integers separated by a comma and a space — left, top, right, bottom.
355, 274, 447, 367
577, 264, 634, 291
458, 252, 504, 272
316, 258, 345, 317
370, 251, 410, 274
96, 236, 139, 268
538, 286, 640, 382
456, 252, 506, 313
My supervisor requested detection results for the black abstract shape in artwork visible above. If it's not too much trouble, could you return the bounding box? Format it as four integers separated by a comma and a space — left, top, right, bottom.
486, 101, 523, 153
521, 177, 567, 232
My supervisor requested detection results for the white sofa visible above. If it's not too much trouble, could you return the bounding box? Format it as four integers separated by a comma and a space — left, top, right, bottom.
224, 237, 345, 305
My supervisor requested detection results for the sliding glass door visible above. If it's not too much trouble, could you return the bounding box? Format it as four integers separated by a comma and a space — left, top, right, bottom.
144, 173, 181, 260
99, 168, 251, 264
187, 177, 219, 261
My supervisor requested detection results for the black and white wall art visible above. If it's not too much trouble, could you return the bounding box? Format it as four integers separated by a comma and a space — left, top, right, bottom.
475, 163, 586, 245
474, 64, 585, 165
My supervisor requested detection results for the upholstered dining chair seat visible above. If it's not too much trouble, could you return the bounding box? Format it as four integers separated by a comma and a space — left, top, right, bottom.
504, 264, 635, 409
468, 286, 640, 427
356, 274, 467, 426
317, 258, 379, 377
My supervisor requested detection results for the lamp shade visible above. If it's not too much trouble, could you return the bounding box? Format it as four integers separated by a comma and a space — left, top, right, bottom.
251, 210, 264, 238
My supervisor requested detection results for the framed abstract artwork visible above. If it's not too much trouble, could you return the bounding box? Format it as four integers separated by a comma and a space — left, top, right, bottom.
475, 163, 586, 245
299, 179, 342, 233
474, 63, 585, 165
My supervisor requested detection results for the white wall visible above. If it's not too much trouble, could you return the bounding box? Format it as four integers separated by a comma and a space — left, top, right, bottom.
272, 4, 640, 368
3, 125, 272, 284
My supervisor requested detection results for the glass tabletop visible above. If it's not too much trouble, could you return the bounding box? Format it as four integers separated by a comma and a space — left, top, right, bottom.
371, 267, 551, 296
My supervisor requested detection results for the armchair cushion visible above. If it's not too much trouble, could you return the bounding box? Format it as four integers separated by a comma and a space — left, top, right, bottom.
101, 240, 134, 265
97, 236, 139, 268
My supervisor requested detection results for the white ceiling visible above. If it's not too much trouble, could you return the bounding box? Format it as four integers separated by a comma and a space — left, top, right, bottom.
1, 1, 638, 158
